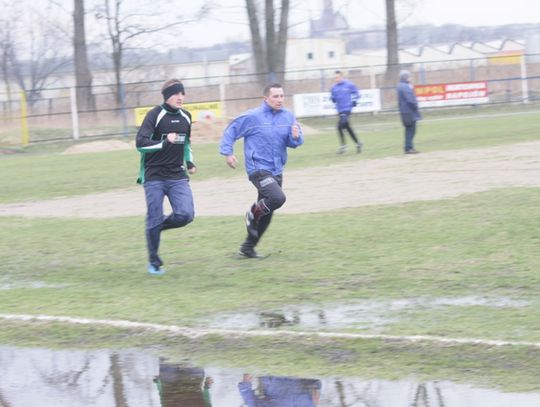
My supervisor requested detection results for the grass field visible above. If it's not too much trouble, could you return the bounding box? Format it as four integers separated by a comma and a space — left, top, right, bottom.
1, 107, 540, 392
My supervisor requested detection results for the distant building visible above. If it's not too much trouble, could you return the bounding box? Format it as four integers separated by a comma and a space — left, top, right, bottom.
310, 0, 348, 38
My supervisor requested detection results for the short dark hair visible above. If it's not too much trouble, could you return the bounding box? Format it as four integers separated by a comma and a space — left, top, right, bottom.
161, 78, 182, 92
335, 70, 342, 75
263, 83, 283, 96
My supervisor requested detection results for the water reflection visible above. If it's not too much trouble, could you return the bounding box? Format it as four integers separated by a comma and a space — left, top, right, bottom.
206, 296, 529, 331
154, 364, 213, 406
0, 346, 539, 406
238, 374, 321, 406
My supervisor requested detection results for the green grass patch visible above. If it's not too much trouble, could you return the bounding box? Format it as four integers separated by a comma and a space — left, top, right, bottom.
1, 188, 539, 341
1, 108, 539, 203
2, 106, 540, 391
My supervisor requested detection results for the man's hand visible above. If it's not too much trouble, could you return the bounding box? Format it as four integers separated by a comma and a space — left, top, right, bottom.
188, 166, 197, 174
226, 155, 238, 169
166, 132, 178, 143
292, 123, 300, 139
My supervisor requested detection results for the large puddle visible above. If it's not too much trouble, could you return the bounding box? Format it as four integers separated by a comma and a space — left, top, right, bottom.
203, 296, 529, 330
0, 346, 539, 406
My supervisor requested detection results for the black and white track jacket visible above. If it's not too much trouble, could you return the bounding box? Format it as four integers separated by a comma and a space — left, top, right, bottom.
135, 103, 194, 184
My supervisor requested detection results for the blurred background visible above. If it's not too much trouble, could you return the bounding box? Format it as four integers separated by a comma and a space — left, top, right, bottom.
0, 0, 538, 143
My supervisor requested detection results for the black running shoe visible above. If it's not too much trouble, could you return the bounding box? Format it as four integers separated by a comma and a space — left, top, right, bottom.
238, 246, 264, 259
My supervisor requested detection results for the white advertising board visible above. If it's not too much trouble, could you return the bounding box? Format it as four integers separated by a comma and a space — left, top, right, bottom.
293, 89, 381, 118
416, 81, 489, 108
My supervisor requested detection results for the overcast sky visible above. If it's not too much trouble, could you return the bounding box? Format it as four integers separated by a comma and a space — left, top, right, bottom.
180, 0, 539, 47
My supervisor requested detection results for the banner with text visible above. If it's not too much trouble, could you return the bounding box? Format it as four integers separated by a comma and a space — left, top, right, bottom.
134, 101, 223, 127
415, 81, 489, 108
293, 89, 381, 118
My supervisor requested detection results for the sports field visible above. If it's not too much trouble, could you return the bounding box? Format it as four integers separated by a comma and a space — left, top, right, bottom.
1, 106, 540, 392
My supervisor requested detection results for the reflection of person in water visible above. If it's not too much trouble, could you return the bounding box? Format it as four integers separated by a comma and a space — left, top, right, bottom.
154, 364, 213, 407
238, 374, 321, 406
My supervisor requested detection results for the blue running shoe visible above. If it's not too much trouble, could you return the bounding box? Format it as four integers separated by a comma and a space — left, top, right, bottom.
147, 264, 165, 275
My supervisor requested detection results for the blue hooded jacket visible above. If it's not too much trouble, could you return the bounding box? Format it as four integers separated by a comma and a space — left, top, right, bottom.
330, 79, 360, 113
397, 74, 421, 125
238, 376, 321, 407
219, 101, 304, 176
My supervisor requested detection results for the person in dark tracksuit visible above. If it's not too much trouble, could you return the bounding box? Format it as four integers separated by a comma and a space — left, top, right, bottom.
136, 79, 196, 275
219, 83, 303, 259
397, 70, 422, 154
330, 70, 363, 154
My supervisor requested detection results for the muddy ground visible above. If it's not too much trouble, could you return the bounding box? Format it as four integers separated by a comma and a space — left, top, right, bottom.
1, 140, 539, 218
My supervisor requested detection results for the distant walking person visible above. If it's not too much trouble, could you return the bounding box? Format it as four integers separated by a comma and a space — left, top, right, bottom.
397, 70, 421, 154
219, 83, 304, 259
330, 70, 362, 154
136, 79, 196, 275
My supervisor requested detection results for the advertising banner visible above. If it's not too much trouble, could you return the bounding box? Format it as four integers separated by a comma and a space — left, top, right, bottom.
135, 101, 223, 126
415, 81, 489, 108
488, 51, 522, 65
293, 89, 381, 118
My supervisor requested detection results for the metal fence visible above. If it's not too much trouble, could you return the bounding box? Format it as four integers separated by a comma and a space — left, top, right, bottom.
1, 53, 539, 146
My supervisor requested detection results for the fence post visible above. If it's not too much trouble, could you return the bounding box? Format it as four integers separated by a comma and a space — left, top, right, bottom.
369, 66, 377, 89
419, 63, 426, 84
319, 69, 325, 91
219, 83, 227, 118
520, 54, 529, 104
119, 83, 129, 137
20, 90, 29, 146
70, 87, 80, 141
469, 59, 476, 81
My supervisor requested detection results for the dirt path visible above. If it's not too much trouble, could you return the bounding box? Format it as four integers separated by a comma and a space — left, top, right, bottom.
1, 140, 540, 219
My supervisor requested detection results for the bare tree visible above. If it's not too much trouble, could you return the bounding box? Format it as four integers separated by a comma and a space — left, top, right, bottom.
246, 0, 266, 78
9, 14, 70, 107
110, 353, 128, 407
0, 1, 23, 113
47, 0, 95, 111
385, 0, 400, 83
73, 0, 95, 111
95, 0, 209, 108
0, 21, 15, 113
245, 0, 290, 85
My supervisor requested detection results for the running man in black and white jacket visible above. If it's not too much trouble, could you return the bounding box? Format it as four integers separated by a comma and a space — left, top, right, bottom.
136, 79, 196, 275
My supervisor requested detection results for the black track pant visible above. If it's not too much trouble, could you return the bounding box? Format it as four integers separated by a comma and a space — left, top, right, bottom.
337, 112, 359, 145
241, 171, 285, 250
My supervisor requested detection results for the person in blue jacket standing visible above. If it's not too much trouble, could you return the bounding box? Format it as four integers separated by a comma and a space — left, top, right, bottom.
330, 70, 363, 154
397, 70, 421, 154
219, 83, 303, 259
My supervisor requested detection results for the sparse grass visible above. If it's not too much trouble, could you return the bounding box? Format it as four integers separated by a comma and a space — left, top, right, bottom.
1, 188, 540, 390
1, 106, 540, 392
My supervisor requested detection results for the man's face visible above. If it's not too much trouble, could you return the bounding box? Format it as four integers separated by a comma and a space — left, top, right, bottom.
334, 73, 343, 83
166, 92, 185, 108
264, 87, 284, 111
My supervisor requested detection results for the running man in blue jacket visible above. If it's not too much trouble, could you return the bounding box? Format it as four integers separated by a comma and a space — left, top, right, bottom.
219, 83, 304, 258
330, 70, 363, 154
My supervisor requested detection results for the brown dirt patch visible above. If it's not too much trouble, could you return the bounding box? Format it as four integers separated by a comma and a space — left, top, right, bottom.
1, 140, 539, 219
191, 118, 318, 144
0, 148, 20, 155
62, 140, 133, 155
57, 119, 317, 153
